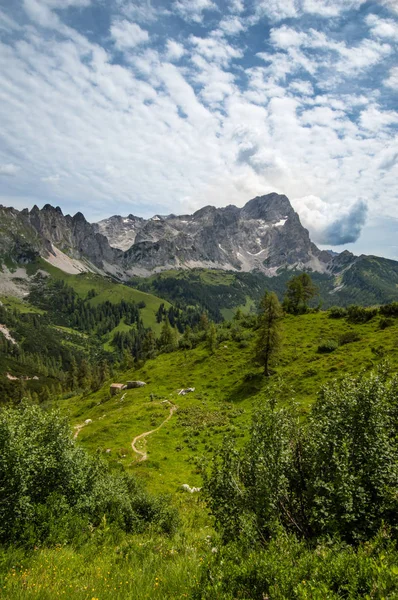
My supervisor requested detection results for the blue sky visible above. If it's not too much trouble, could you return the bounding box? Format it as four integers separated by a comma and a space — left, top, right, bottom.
0, 0, 397, 258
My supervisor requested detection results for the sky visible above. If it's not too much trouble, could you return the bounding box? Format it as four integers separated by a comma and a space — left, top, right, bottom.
0, 0, 397, 258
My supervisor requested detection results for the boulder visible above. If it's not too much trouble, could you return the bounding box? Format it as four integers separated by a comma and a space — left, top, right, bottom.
126, 381, 147, 389
178, 387, 195, 396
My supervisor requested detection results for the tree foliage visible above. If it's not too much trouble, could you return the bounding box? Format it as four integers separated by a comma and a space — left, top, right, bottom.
283, 273, 318, 314
253, 292, 283, 376
0, 404, 178, 546
204, 367, 398, 544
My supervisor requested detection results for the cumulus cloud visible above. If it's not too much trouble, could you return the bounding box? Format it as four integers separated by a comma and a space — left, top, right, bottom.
385, 66, 398, 89
165, 39, 185, 61
367, 14, 398, 40
173, 0, 217, 23
0, 164, 20, 176
294, 196, 368, 245
321, 201, 368, 245
110, 19, 149, 50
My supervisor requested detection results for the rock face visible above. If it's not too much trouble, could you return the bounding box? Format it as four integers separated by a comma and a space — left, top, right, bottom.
0, 193, 333, 277
98, 193, 332, 276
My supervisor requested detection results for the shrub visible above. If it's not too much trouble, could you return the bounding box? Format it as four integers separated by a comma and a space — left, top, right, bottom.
380, 302, 398, 317
347, 305, 377, 324
0, 404, 179, 545
328, 306, 347, 318
203, 367, 398, 544
339, 331, 361, 345
317, 339, 338, 353
379, 317, 394, 330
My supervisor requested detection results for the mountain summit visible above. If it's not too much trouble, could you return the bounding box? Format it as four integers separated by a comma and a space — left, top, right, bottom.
95, 193, 331, 276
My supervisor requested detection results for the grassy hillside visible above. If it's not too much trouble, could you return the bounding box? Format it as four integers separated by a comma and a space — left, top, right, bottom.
57, 309, 398, 495
2, 308, 398, 599
39, 260, 170, 332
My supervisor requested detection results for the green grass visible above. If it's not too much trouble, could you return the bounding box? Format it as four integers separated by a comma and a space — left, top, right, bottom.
0, 296, 44, 314
57, 311, 398, 496
3, 309, 398, 599
38, 260, 170, 333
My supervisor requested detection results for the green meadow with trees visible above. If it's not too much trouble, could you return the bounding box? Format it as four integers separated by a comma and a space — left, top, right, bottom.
2, 270, 398, 598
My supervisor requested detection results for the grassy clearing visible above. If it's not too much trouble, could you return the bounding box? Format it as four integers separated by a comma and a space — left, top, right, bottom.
0, 296, 44, 314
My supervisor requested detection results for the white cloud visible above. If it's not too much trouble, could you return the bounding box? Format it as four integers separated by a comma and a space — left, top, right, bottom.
367, 14, 398, 41
381, 0, 398, 15
1, 0, 398, 254
218, 16, 245, 36
289, 80, 314, 95
360, 105, 398, 131
23, 0, 90, 28
165, 39, 185, 61
303, 0, 366, 17
385, 66, 398, 89
230, 0, 245, 13
0, 164, 20, 176
189, 34, 243, 66
117, 0, 168, 23
253, 0, 298, 22
173, 0, 217, 23
110, 20, 149, 50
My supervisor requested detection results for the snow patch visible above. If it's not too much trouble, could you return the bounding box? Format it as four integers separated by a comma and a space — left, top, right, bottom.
218, 244, 227, 253
247, 249, 267, 256
274, 218, 287, 227
151, 215, 161, 221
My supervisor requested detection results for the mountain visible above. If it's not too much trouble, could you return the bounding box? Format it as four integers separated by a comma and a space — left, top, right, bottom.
96, 193, 332, 275
1, 193, 398, 309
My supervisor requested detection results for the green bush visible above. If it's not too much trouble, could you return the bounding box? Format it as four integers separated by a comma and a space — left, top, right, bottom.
328, 306, 347, 318
347, 305, 378, 324
203, 367, 398, 544
0, 404, 178, 546
339, 331, 361, 345
195, 531, 398, 600
380, 302, 398, 317
317, 339, 338, 353
379, 317, 394, 330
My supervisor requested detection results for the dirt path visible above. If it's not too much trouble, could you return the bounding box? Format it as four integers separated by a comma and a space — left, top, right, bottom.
73, 423, 86, 439
131, 403, 177, 462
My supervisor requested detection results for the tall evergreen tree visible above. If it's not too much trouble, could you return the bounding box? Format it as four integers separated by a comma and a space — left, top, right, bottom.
159, 317, 175, 350
206, 322, 218, 355
254, 292, 283, 376
283, 273, 318, 314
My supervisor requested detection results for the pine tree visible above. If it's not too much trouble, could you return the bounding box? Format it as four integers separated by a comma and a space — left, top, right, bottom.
78, 359, 92, 390
254, 292, 283, 376
283, 273, 318, 314
159, 317, 175, 350
67, 357, 78, 390
99, 359, 110, 385
199, 312, 209, 331
206, 322, 218, 355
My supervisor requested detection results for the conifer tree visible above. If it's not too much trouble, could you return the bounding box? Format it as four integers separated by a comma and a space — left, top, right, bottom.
254, 292, 283, 376
159, 317, 175, 350
78, 359, 92, 390
283, 273, 318, 314
67, 357, 78, 390
206, 322, 218, 355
